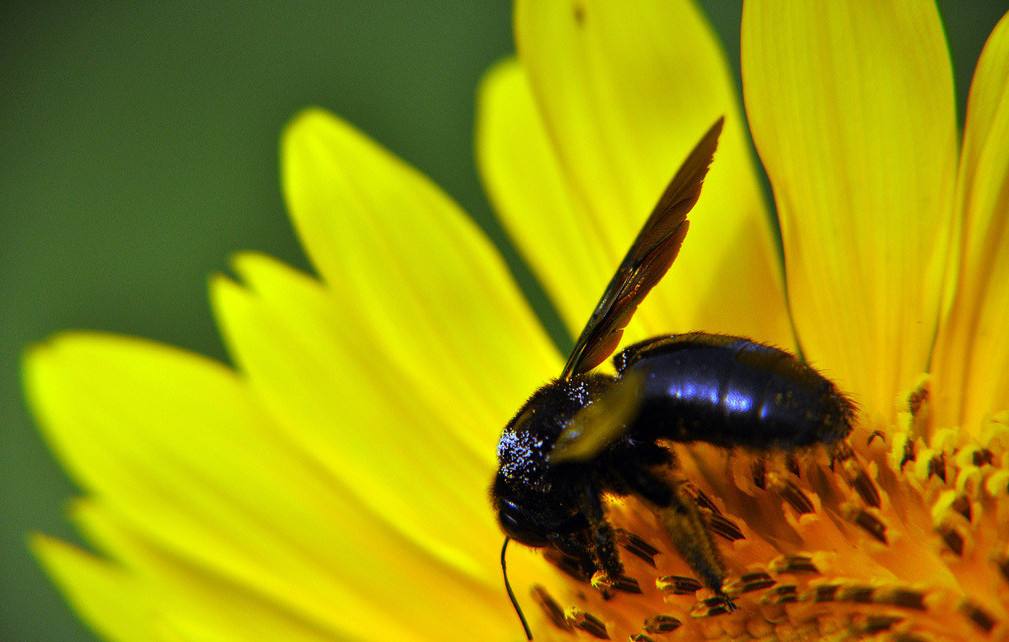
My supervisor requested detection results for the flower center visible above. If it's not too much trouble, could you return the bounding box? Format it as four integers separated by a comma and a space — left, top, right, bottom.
525, 407, 1008, 641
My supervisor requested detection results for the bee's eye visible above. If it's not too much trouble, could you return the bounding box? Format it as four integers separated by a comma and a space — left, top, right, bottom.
497, 499, 550, 547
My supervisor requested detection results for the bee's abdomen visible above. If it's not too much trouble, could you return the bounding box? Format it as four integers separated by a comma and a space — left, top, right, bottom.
615, 333, 854, 449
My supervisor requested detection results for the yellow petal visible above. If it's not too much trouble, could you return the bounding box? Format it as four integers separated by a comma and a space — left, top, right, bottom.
66, 502, 352, 642
512, 1, 791, 348
213, 257, 496, 560
31, 535, 150, 642
933, 11, 1009, 432
24, 334, 451, 639
477, 59, 613, 338
211, 255, 546, 637
742, 2, 958, 424
281, 107, 559, 415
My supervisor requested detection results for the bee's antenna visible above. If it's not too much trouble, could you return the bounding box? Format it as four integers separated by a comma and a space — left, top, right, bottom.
501, 536, 533, 640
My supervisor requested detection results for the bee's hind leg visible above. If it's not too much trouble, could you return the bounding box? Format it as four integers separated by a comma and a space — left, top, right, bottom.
622, 465, 733, 606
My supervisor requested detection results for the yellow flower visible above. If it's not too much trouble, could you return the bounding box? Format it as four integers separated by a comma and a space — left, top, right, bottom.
25, 2, 1009, 642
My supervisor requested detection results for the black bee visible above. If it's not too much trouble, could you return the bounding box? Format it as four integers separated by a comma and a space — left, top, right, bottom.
492, 118, 854, 638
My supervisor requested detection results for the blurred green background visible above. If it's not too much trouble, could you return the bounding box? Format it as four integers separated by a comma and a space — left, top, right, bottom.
2, 2, 1006, 640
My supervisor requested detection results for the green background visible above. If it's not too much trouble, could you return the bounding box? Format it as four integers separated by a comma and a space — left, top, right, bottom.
2, 2, 1006, 640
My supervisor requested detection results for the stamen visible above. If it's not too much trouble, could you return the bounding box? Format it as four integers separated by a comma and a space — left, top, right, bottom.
996, 554, 1009, 585
972, 448, 995, 467
591, 571, 642, 594
777, 479, 815, 514
938, 523, 965, 556
812, 583, 841, 602
567, 609, 609, 639
849, 507, 888, 544
929, 453, 947, 482
544, 549, 592, 583
950, 494, 973, 522
739, 572, 776, 594
692, 596, 734, 616
851, 470, 882, 508
900, 437, 917, 468
857, 614, 904, 634
840, 585, 875, 604
751, 457, 767, 489
908, 382, 929, 416
959, 600, 997, 633
761, 584, 798, 605
874, 587, 926, 611
656, 575, 702, 595
642, 614, 682, 634
707, 512, 745, 541
770, 554, 819, 574
785, 453, 802, 477
615, 529, 660, 567
833, 441, 882, 506
531, 585, 571, 632
682, 481, 722, 515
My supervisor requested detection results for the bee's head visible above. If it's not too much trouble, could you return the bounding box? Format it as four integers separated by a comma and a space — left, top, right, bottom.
491, 376, 612, 547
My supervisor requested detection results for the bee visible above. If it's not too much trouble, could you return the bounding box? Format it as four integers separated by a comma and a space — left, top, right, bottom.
493, 118, 855, 638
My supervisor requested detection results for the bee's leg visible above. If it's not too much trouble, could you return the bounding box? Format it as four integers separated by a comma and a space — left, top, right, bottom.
623, 466, 732, 605
578, 484, 623, 579
546, 532, 598, 582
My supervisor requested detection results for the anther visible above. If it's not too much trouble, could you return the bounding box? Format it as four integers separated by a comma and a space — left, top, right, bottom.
544, 550, 593, 583
852, 470, 882, 508
908, 383, 929, 416
751, 458, 767, 490
740, 571, 767, 582
858, 614, 903, 634
643, 615, 682, 634
762, 584, 798, 605
725, 572, 776, 595
568, 609, 609, 639
656, 575, 702, 595
692, 596, 734, 617
785, 454, 801, 477
852, 508, 888, 544
770, 554, 819, 575
900, 438, 917, 468
707, 512, 745, 541
951, 494, 972, 522
812, 584, 841, 602
938, 524, 965, 556
928, 454, 947, 483
591, 571, 642, 594
875, 587, 926, 611
683, 482, 722, 515
531, 585, 571, 632
615, 529, 660, 567
778, 479, 815, 514
972, 448, 995, 467
629, 634, 655, 642
996, 554, 1009, 585
959, 600, 996, 633
866, 430, 886, 446
841, 585, 874, 604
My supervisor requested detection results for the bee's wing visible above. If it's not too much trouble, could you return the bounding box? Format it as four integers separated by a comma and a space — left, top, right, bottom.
560, 117, 724, 380
550, 371, 644, 462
